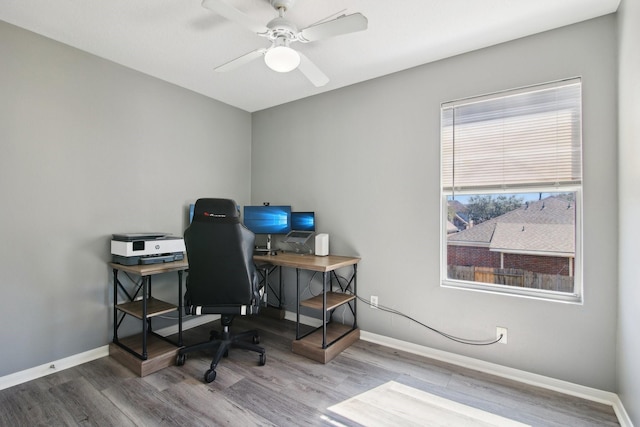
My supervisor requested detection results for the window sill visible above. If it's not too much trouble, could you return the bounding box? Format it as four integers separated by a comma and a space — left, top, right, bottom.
441, 279, 583, 304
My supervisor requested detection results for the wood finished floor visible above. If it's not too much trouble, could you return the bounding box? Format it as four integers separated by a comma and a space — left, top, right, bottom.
0, 315, 619, 426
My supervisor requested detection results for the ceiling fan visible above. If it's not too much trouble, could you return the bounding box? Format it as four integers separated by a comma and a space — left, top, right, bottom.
202, 0, 368, 87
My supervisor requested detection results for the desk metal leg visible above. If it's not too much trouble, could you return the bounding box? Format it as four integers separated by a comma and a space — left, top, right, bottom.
178, 270, 183, 347
322, 271, 328, 349
147, 276, 153, 334
113, 269, 119, 344
141, 276, 148, 359
279, 266, 284, 308
353, 264, 358, 329
296, 268, 300, 339
262, 267, 269, 305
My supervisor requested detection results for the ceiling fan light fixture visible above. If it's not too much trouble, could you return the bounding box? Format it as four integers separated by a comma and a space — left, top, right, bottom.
264, 46, 300, 72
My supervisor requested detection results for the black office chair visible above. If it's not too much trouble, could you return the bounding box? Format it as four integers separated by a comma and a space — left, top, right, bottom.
176, 198, 265, 383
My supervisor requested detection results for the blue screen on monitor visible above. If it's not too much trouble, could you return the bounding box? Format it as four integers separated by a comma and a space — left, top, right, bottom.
291, 211, 315, 231
243, 205, 291, 234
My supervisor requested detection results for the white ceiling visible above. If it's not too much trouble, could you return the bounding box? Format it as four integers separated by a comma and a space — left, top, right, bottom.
1, 0, 620, 112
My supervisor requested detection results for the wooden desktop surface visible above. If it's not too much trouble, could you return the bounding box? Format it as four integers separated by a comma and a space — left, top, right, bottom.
109, 252, 359, 275
109, 258, 188, 276
109, 253, 358, 302
253, 252, 360, 272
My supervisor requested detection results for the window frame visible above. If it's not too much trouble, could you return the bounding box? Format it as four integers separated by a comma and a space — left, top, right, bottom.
440, 79, 583, 304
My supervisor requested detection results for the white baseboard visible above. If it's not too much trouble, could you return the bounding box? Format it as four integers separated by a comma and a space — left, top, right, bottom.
0, 314, 633, 427
0, 346, 109, 391
359, 330, 633, 427
0, 315, 219, 392
287, 312, 631, 425
285, 309, 632, 423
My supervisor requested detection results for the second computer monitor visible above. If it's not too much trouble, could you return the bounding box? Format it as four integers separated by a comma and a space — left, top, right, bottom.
291, 211, 315, 232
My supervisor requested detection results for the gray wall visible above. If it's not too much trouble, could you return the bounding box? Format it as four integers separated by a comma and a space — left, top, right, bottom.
617, 0, 640, 422
252, 16, 619, 392
0, 21, 252, 377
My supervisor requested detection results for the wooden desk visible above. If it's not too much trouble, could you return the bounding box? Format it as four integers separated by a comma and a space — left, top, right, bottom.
109, 259, 188, 376
254, 253, 359, 272
253, 252, 361, 363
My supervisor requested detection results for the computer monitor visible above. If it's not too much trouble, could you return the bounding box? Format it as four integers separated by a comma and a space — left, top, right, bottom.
243, 205, 291, 235
291, 211, 315, 231
189, 204, 195, 223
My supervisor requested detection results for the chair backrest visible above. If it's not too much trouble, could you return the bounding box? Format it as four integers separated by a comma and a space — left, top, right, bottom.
184, 198, 258, 310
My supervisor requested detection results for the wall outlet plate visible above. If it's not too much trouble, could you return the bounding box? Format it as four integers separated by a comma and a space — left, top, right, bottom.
496, 327, 508, 344
370, 295, 378, 309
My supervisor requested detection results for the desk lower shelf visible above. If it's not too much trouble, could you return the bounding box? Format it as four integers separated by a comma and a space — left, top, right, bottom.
109, 333, 179, 377
299, 292, 355, 311
115, 297, 177, 319
292, 323, 360, 364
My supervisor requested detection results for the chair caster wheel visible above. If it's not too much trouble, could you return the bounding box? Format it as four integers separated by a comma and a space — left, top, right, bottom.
253, 335, 260, 345
259, 353, 266, 366
204, 369, 217, 383
176, 353, 186, 366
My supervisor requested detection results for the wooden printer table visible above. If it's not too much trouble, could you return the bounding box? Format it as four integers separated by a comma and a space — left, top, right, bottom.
109, 259, 188, 376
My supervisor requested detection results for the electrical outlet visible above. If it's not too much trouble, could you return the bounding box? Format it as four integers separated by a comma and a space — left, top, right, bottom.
496, 327, 508, 344
370, 295, 379, 309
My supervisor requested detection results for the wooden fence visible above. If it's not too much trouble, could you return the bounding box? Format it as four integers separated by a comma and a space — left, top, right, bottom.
448, 265, 574, 293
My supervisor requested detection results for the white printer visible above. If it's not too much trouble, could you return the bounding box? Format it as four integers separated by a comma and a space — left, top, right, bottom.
111, 233, 185, 265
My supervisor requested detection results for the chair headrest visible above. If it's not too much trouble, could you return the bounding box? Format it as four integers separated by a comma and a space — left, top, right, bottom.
193, 198, 239, 222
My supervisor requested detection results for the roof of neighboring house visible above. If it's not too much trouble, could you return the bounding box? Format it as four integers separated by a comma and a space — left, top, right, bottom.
448, 196, 575, 255
490, 223, 574, 255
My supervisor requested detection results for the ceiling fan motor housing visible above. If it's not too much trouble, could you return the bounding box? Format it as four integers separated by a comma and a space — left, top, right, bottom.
270, 0, 296, 12
266, 17, 298, 41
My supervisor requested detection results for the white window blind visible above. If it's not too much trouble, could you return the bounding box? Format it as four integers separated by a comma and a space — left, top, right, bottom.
442, 78, 582, 193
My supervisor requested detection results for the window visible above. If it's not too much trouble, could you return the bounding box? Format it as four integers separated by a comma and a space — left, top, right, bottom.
441, 78, 582, 302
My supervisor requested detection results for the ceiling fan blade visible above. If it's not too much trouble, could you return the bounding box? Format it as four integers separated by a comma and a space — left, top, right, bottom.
298, 13, 368, 43
297, 53, 329, 87
201, 0, 269, 34
214, 48, 266, 72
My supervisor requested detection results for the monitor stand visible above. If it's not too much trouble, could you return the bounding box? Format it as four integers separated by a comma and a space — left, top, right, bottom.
286, 241, 313, 255
254, 234, 277, 255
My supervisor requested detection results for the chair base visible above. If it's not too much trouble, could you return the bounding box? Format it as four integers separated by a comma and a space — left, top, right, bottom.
176, 315, 266, 383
